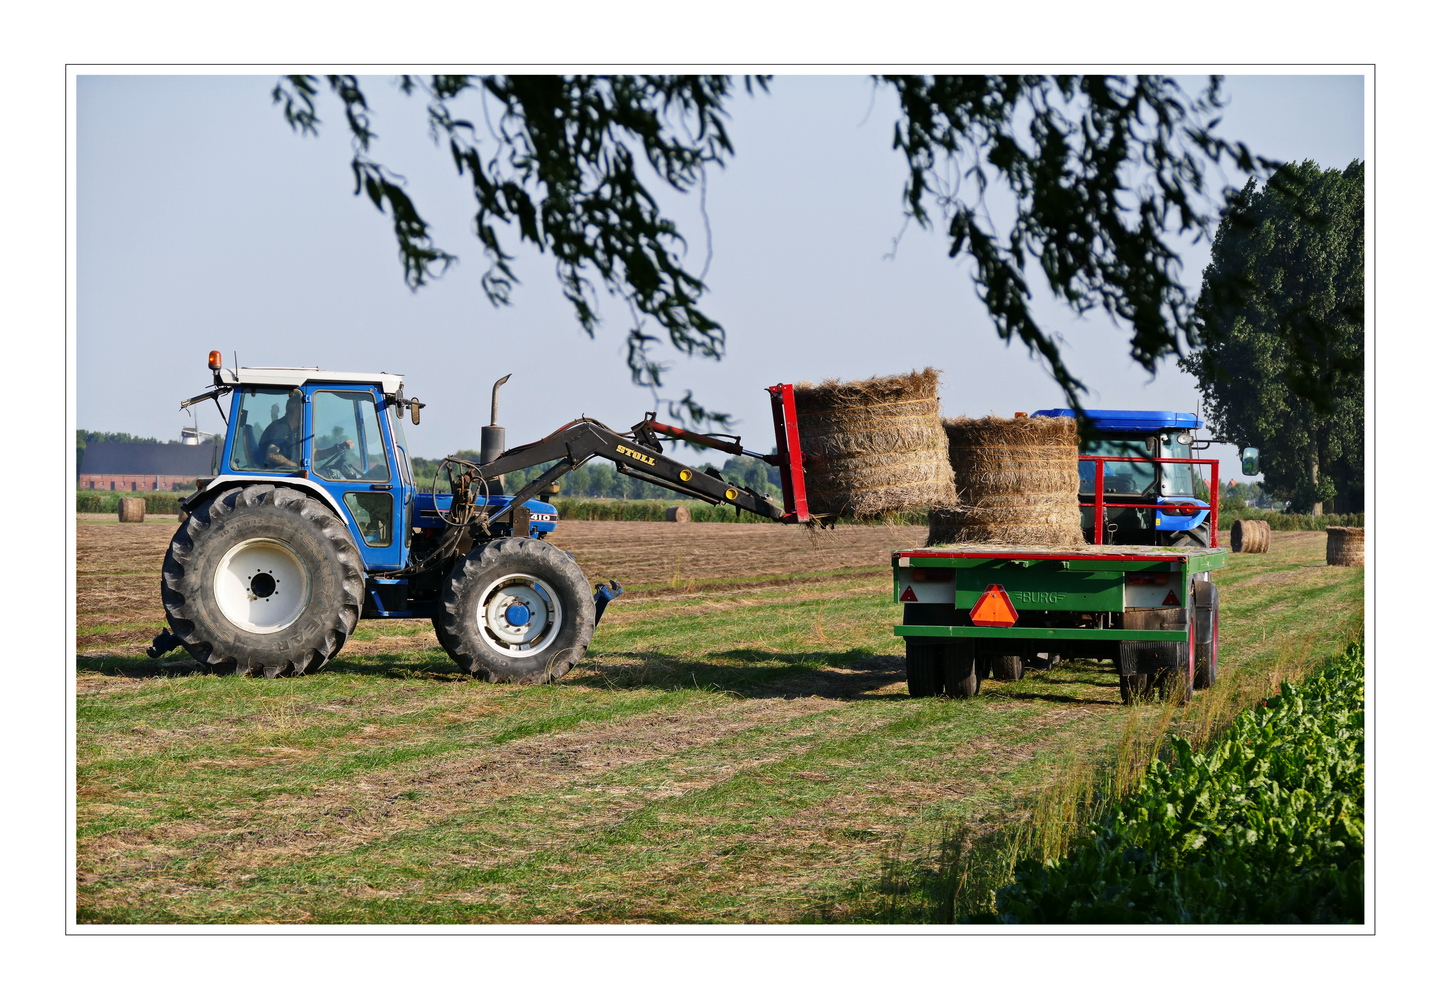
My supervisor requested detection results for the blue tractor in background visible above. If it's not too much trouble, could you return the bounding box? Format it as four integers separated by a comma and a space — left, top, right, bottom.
151, 353, 813, 682
1030, 408, 1259, 548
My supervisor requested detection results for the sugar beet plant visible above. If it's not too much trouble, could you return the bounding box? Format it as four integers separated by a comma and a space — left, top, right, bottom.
991, 642, 1364, 923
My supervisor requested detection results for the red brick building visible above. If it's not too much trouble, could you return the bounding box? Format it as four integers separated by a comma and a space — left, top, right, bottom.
78, 441, 218, 491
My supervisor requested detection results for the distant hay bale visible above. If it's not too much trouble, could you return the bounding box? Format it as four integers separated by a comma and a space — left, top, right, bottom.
664, 504, 691, 523
927, 415, 1087, 547
118, 497, 146, 523
792, 368, 955, 519
1231, 519, 1271, 554
1326, 526, 1364, 566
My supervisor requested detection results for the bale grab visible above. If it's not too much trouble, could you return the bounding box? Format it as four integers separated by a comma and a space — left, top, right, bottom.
791, 368, 956, 520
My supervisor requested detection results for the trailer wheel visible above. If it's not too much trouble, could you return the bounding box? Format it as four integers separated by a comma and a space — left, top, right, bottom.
435, 537, 595, 683
904, 641, 943, 697
1118, 671, 1152, 704
985, 654, 1025, 682
1193, 581, 1220, 690
160, 485, 364, 677
1156, 615, 1196, 704
942, 641, 980, 698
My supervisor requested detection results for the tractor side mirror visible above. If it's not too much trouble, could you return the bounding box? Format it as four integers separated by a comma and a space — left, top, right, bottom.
410, 397, 423, 425
1241, 447, 1260, 477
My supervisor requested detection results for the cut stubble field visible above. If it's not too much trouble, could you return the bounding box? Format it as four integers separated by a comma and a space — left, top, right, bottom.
75, 516, 1363, 923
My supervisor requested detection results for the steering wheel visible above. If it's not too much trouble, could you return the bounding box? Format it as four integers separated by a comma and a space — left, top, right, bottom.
319, 449, 362, 479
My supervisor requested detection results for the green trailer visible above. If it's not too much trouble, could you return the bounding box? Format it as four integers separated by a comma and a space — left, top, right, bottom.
892, 541, 1232, 706
892, 541, 1228, 704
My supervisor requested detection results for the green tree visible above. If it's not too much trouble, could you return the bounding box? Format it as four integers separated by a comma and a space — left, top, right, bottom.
1181, 160, 1364, 514
273, 74, 1275, 425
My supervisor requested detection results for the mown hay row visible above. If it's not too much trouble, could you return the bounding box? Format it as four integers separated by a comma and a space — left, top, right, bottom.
793, 368, 956, 519
927, 415, 1087, 547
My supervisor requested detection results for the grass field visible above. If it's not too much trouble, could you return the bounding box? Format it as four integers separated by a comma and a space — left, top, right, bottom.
74, 518, 1363, 924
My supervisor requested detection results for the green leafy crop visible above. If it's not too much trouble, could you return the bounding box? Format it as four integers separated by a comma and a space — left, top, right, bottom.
992, 642, 1364, 923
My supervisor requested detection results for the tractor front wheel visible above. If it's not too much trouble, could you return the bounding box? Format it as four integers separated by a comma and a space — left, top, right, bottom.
160, 485, 365, 677
435, 537, 595, 683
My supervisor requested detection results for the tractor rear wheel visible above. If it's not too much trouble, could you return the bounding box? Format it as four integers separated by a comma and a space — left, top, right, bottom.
435, 537, 595, 683
160, 485, 364, 677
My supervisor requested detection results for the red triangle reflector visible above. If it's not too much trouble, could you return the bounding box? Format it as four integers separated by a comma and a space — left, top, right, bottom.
1163, 590, 1180, 606
970, 584, 1019, 627
899, 585, 918, 602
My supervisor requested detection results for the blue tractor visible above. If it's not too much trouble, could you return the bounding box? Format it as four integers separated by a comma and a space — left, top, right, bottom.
151, 354, 812, 681
1029, 408, 1258, 548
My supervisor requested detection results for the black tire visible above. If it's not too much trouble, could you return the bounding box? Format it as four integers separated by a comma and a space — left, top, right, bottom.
905, 641, 943, 697
941, 640, 980, 699
1193, 581, 1220, 690
985, 654, 1025, 681
161, 485, 364, 677
435, 537, 595, 683
1118, 671, 1152, 705
1167, 529, 1209, 548
1155, 615, 1196, 704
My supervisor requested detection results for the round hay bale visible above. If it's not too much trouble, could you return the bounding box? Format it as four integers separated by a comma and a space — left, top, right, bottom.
1326, 526, 1364, 567
664, 504, 691, 523
792, 368, 956, 520
118, 497, 146, 523
1230, 519, 1270, 554
926, 415, 1086, 547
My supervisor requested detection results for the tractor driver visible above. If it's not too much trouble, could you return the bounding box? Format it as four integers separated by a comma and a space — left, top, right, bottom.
258, 390, 354, 470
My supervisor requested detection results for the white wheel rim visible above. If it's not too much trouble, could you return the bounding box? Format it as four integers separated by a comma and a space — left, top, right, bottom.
477, 573, 561, 658
213, 537, 312, 634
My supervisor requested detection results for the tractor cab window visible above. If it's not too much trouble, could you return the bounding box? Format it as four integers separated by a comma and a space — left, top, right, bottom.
312, 390, 391, 483
1159, 434, 1195, 496
1078, 437, 1157, 496
231, 387, 298, 472
387, 408, 414, 487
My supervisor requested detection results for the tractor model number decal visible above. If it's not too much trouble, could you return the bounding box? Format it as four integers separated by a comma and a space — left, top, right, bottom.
615, 444, 657, 466
1010, 591, 1062, 605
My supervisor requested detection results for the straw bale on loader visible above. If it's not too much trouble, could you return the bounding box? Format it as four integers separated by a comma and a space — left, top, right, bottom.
927, 414, 1087, 547
792, 368, 956, 519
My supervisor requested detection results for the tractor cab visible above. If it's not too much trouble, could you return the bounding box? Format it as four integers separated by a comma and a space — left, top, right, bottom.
183, 361, 558, 583
1030, 408, 1214, 546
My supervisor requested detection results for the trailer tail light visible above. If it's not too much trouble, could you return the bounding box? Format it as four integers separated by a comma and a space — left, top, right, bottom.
970, 585, 1019, 627
910, 568, 954, 583
1125, 572, 1171, 586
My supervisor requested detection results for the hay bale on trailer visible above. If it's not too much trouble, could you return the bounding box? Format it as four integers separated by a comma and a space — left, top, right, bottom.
1326, 526, 1364, 566
927, 414, 1087, 547
1230, 519, 1271, 554
792, 368, 956, 519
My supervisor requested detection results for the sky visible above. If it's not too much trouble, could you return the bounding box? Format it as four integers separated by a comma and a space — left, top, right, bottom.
74, 73, 1365, 484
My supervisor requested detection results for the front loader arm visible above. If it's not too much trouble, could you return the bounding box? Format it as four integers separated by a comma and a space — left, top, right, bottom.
473, 418, 787, 531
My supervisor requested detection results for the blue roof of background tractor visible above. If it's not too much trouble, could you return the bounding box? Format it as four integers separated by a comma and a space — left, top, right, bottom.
1029, 409, 1203, 432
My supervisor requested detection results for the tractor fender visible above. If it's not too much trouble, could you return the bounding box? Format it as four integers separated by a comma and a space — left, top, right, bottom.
182, 475, 348, 523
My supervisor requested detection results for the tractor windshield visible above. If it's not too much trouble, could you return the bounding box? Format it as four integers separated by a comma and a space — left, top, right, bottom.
1159, 433, 1195, 496
1078, 436, 1156, 496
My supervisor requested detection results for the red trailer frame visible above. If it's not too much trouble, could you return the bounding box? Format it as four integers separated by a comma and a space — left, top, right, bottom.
1081, 455, 1222, 547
